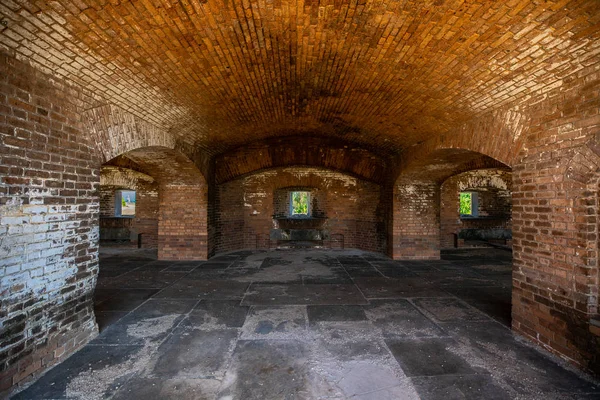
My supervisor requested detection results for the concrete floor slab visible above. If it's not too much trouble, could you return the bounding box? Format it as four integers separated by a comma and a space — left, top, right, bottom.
355, 277, 451, 298
151, 327, 239, 379
155, 280, 250, 300
385, 337, 477, 377
412, 297, 491, 323
110, 377, 222, 400
13, 248, 600, 400
240, 306, 308, 340
188, 300, 250, 328
410, 374, 512, 400
364, 299, 446, 338
90, 314, 185, 346
12, 345, 144, 400
95, 311, 129, 332
241, 283, 368, 305
217, 340, 311, 399
440, 321, 600, 397
132, 298, 199, 316
307, 304, 368, 324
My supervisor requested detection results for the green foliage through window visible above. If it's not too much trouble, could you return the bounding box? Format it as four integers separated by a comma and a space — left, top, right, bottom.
460, 192, 472, 215
291, 191, 309, 215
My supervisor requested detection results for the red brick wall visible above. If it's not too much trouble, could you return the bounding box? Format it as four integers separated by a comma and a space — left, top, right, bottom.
440, 169, 512, 248
0, 53, 100, 395
135, 187, 159, 248
392, 180, 440, 260
99, 186, 117, 217
216, 167, 384, 253
158, 184, 208, 260
214, 137, 389, 184
105, 148, 210, 260
99, 167, 159, 248
511, 75, 600, 374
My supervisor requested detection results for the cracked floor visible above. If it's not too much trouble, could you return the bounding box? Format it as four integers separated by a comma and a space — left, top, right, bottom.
13, 248, 600, 399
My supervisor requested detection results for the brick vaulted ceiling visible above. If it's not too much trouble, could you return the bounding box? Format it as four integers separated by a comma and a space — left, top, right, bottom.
0, 0, 598, 157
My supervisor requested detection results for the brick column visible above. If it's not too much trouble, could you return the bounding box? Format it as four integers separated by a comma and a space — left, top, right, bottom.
440, 177, 461, 249
512, 146, 600, 374
0, 53, 99, 396
133, 183, 159, 248
157, 184, 208, 260
392, 180, 441, 260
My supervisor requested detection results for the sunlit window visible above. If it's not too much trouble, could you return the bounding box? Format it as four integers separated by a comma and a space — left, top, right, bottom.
459, 192, 478, 217
290, 191, 310, 217
115, 190, 136, 217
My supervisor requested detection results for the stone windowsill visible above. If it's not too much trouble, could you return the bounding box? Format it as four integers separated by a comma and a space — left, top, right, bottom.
459, 215, 507, 220
274, 216, 327, 220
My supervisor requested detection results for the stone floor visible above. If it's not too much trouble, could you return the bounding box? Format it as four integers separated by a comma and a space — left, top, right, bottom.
13, 248, 600, 400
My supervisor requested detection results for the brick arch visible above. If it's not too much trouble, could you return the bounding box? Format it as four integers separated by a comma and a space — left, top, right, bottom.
84, 104, 177, 163
439, 168, 513, 249
215, 166, 387, 254
104, 146, 209, 260
214, 136, 389, 185
442, 168, 512, 192
392, 145, 512, 260
398, 105, 529, 177
109, 146, 207, 186
397, 147, 510, 184
100, 166, 155, 189
99, 166, 160, 249
563, 139, 600, 316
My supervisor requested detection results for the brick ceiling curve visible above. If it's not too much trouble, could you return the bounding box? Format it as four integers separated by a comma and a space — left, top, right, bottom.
214, 135, 389, 184
0, 0, 598, 156
106, 146, 207, 185
396, 147, 511, 184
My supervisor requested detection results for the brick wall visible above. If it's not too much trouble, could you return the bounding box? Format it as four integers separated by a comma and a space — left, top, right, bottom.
216, 167, 384, 253
99, 186, 117, 218
107, 148, 209, 260
0, 52, 100, 395
158, 184, 208, 260
214, 137, 389, 184
511, 70, 600, 374
135, 187, 159, 249
206, 163, 218, 258
99, 167, 159, 248
440, 169, 512, 248
392, 180, 440, 260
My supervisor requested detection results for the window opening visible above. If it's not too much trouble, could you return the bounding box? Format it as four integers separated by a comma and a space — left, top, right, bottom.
115, 190, 136, 217
459, 192, 478, 217
290, 191, 310, 217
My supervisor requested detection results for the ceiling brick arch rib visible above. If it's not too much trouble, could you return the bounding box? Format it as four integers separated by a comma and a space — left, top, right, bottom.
84, 104, 178, 163
100, 165, 155, 189
214, 136, 389, 184
395, 148, 511, 187
397, 105, 527, 181
106, 146, 207, 187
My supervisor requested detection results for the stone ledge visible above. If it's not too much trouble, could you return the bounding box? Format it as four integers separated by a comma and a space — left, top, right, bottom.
590, 317, 600, 337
